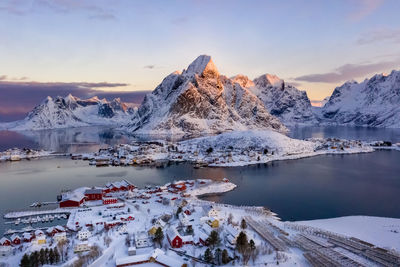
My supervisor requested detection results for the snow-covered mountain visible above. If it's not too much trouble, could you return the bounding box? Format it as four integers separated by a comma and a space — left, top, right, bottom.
126, 55, 287, 135
0, 94, 135, 130
244, 74, 317, 125
321, 70, 400, 128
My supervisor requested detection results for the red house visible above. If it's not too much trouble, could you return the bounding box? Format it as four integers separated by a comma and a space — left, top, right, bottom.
184, 210, 191, 215
22, 233, 34, 243
171, 183, 186, 191
59, 192, 85, 208
84, 188, 103, 201
167, 228, 183, 248
10, 235, 21, 245
0, 237, 11, 246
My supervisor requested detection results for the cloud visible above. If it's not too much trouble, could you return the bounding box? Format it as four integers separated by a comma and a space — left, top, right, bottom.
294, 59, 400, 83
357, 27, 400, 45
0, 75, 7, 81
0, 0, 117, 20
348, 0, 384, 21
144, 65, 156, 69
0, 81, 151, 122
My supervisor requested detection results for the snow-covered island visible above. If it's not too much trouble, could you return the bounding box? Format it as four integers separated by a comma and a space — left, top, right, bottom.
0, 148, 56, 162
1, 179, 399, 267
69, 130, 399, 168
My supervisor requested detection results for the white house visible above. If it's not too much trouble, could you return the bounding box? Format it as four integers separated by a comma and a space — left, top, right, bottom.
74, 241, 91, 253
77, 229, 91, 241
134, 231, 151, 248
53, 232, 67, 243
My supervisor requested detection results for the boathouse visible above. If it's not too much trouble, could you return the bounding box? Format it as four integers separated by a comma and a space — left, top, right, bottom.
10, 234, 21, 245
0, 237, 11, 246
59, 193, 85, 208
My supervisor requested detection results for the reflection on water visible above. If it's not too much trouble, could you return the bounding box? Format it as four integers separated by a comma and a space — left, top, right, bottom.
1, 125, 400, 153
288, 125, 400, 143
1, 151, 400, 234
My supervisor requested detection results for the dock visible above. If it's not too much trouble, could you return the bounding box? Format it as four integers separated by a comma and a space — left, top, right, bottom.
4, 208, 70, 219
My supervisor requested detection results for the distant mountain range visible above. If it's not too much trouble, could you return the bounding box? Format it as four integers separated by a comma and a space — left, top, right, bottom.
0, 94, 135, 130
318, 70, 400, 128
1, 55, 399, 133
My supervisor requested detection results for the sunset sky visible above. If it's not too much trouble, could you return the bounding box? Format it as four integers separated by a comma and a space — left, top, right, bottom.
1, 0, 400, 120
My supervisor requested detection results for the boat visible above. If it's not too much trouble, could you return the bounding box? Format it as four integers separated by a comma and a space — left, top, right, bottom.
15, 218, 21, 225
49, 215, 54, 221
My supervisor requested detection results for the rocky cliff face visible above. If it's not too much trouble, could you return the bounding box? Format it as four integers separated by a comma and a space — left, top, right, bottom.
321, 70, 400, 128
249, 74, 316, 125
127, 55, 287, 135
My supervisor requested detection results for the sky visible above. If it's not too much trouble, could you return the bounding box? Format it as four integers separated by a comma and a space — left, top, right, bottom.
1, 0, 400, 120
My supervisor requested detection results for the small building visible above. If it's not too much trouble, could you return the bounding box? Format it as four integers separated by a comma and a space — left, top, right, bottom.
10, 234, 21, 245
60, 192, 85, 208
128, 246, 136, 256
46, 227, 59, 236
22, 232, 34, 243
77, 229, 91, 241
35, 230, 45, 237
35, 236, 46, 245
103, 196, 118, 205
116, 248, 184, 267
0, 237, 11, 246
166, 227, 193, 248
74, 241, 91, 253
84, 188, 103, 201
53, 232, 67, 243
134, 231, 151, 248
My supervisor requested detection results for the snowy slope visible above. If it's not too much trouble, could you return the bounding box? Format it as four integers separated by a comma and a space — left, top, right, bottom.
178, 130, 316, 155
0, 94, 135, 130
126, 55, 287, 135
321, 70, 400, 128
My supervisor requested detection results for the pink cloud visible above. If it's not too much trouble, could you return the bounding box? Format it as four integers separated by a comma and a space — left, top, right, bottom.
348, 0, 384, 21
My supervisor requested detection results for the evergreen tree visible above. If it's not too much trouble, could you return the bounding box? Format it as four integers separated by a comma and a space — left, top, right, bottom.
207, 230, 220, 248
49, 248, 55, 264
204, 248, 214, 263
240, 218, 247, 229
222, 249, 230, 264
30, 251, 39, 267
214, 248, 222, 265
175, 206, 182, 218
45, 248, 50, 264
235, 231, 248, 254
39, 248, 46, 265
249, 239, 256, 250
153, 227, 164, 247
20, 254, 30, 267
54, 247, 61, 263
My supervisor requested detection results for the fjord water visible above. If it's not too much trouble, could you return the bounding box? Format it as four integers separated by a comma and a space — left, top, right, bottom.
0, 126, 400, 234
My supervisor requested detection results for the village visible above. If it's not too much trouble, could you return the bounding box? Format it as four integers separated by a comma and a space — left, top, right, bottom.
68, 137, 391, 168
0, 177, 399, 267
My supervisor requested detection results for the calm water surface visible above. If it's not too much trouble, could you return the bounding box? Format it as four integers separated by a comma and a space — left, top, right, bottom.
0, 150, 399, 234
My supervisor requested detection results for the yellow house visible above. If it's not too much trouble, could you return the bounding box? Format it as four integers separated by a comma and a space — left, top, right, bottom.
148, 226, 157, 236
209, 219, 219, 228
36, 237, 46, 245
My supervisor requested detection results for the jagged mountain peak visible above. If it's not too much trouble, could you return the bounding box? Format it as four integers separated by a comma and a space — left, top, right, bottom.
254, 73, 284, 88
127, 55, 287, 135
183, 55, 219, 78
231, 74, 254, 88
321, 69, 400, 128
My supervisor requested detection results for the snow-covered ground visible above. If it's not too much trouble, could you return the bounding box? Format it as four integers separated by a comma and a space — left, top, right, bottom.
298, 216, 400, 251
